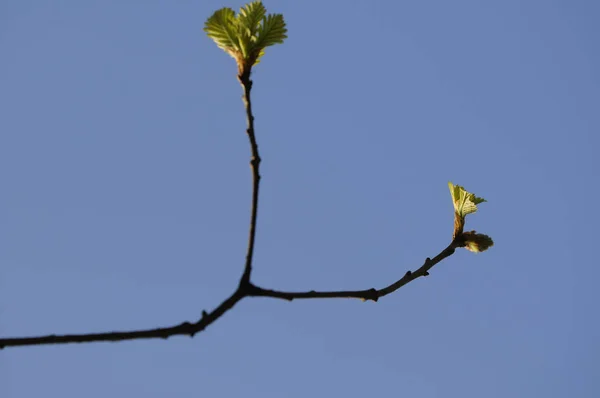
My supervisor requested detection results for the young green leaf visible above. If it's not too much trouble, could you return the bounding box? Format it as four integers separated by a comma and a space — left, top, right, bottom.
238, 1, 267, 38
448, 182, 489, 240
254, 14, 287, 50
448, 182, 486, 219
204, 8, 239, 56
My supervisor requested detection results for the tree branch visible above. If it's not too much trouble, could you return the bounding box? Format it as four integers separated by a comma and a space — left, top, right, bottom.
0, 238, 462, 349
0, 287, 246, 349
0, 67, 467, 349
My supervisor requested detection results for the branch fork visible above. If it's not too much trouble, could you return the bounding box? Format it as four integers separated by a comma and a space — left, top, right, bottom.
0, 1, 492, 350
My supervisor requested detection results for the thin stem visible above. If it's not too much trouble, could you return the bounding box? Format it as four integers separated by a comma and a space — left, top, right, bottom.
247, 242, 459, 302
0, 287, 246, 349
238, 71, 261, 287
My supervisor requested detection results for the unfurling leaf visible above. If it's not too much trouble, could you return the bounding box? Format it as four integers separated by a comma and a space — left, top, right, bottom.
448, 182, 487, 239
204, 8, 239, 56
252, 14, 286, 64
237, 1, 266, 39
448, 182, 486, 219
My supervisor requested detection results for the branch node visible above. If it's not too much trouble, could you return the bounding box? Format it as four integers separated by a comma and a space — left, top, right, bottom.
243, 281, 259, 295
176, 322, 194, 337
365, 288, 379, 302
250, 156, 261, 167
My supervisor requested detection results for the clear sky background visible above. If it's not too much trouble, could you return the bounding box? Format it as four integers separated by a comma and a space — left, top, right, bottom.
1, 0, 598, 397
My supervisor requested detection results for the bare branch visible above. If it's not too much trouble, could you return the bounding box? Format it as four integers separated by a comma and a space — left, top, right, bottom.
247, 241, 460, 302
0, 65, 469, 350
0, 240, 460, 349
238, 71, 260, 287
0, 288, 245, 349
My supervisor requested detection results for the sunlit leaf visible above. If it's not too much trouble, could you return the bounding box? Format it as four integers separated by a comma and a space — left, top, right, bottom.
204, 8, 239, 57
448, 182, 488, 239
448, 182, 486, 219
254, 14, 287, 50
238, 1, 266, 38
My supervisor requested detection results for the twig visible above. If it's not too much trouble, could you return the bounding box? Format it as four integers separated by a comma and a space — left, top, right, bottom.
238, 70, 260, 287
247, 241, 459, 302
0, 288, 246, 349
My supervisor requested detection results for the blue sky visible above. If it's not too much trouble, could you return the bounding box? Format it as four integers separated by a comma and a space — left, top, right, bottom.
1, 0, 598, 396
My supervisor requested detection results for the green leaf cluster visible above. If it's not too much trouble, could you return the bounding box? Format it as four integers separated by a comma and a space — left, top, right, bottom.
204, 1, 287, 74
